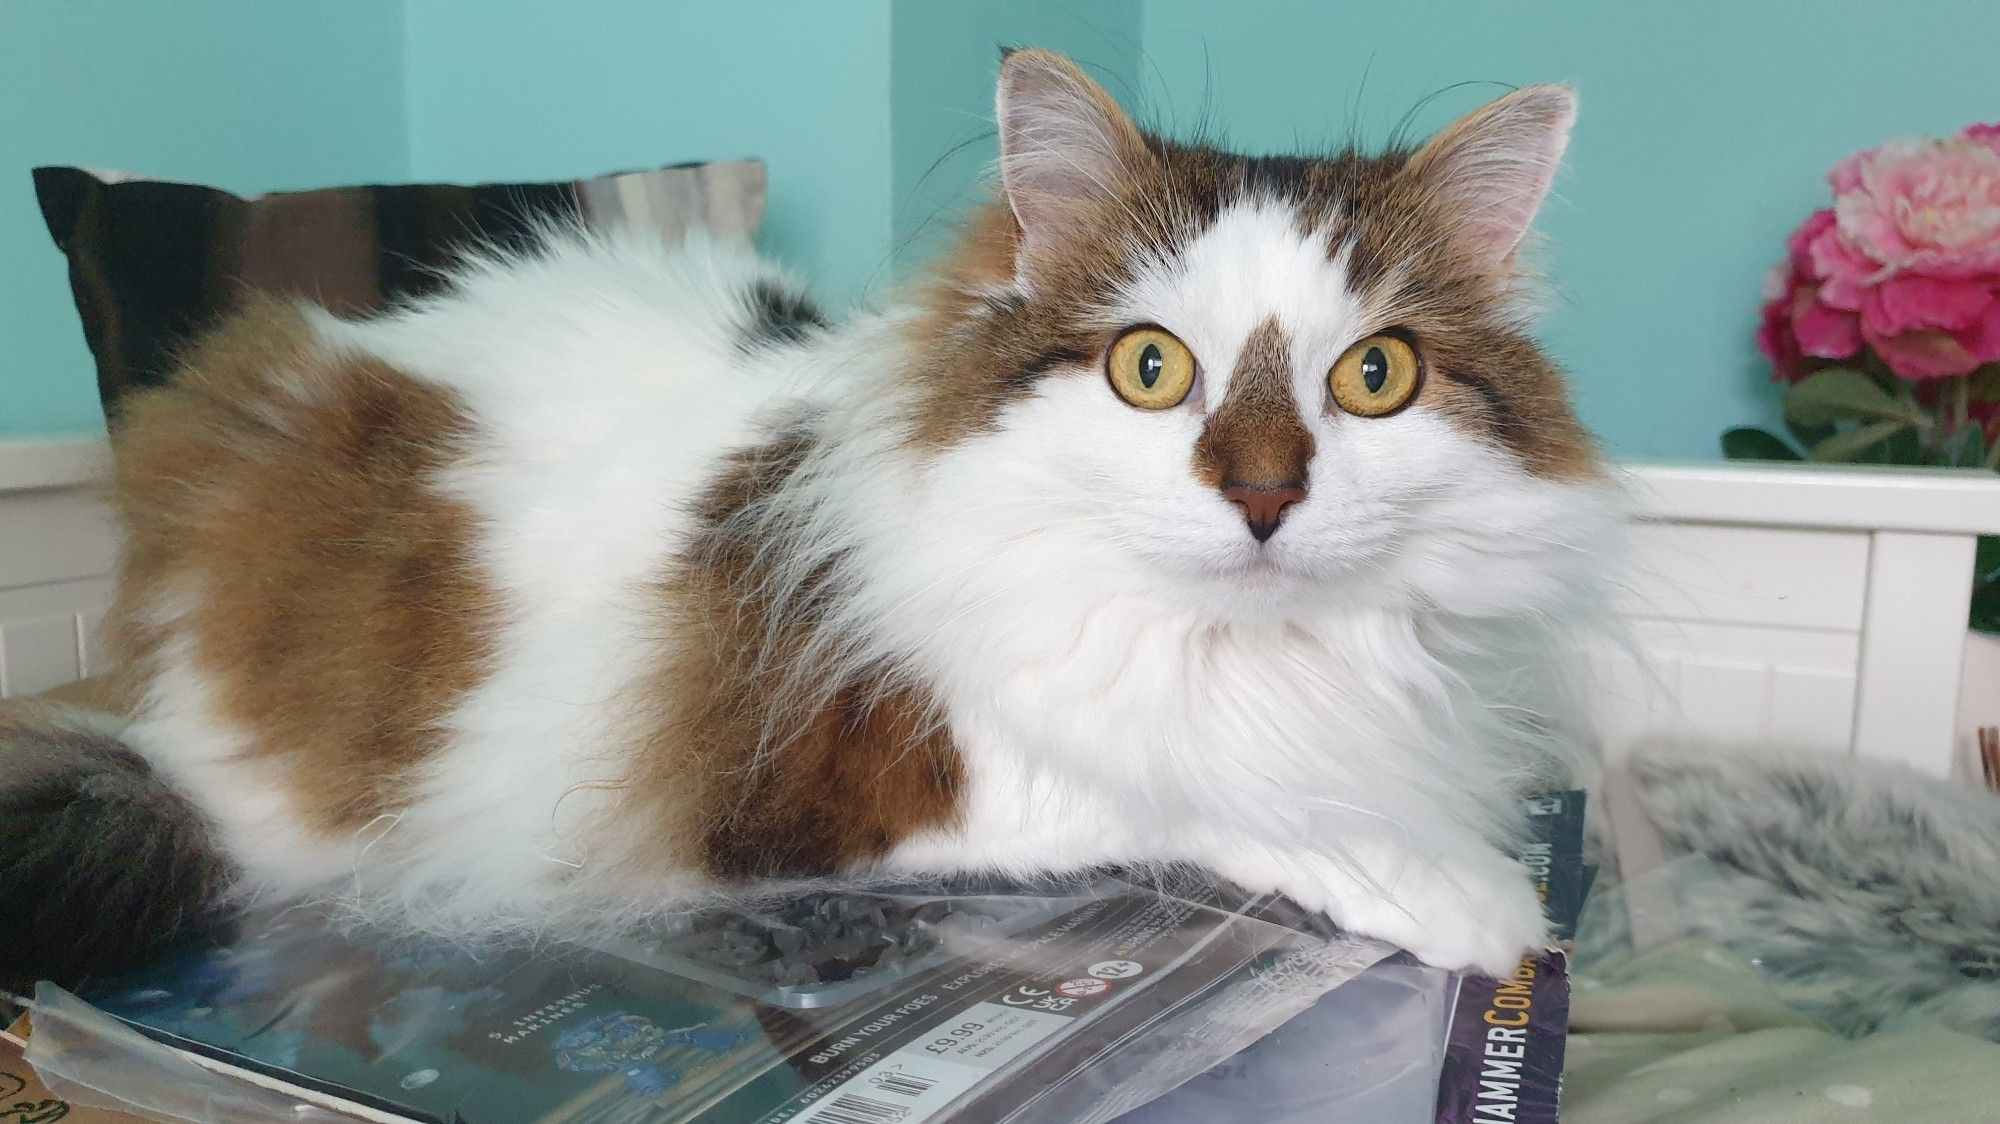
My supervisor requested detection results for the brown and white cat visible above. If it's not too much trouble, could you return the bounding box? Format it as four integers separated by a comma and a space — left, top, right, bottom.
0, 49, 1617, 989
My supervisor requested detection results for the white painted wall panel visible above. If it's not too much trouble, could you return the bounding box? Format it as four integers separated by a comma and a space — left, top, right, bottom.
0, 438, 120, 698
0, 614, 82, 697
0, 483, 117, 592
1851, 531, 1980, 776
1618, 522, 1871, 632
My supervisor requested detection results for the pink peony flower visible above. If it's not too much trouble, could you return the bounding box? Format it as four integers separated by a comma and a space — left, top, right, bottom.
1859, 275, 2000, 378
1756, 209, 1865, 380
1960, 122, 2000, 151
1757, 284, 1808, 382
1832, 136, 2000, 277
1760, 124, 2000, 381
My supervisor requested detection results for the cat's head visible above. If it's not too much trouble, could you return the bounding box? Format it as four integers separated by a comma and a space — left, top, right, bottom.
900, 49, 1613, 623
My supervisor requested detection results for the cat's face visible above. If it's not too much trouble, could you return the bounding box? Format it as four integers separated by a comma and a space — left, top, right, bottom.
904, 51, 1611, 624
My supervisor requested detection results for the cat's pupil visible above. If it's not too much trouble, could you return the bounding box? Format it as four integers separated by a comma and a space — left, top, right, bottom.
1362, 347, 1388, 394
1139, 343, 1164, 389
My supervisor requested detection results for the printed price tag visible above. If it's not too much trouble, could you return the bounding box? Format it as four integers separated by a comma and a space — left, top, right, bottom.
790, 1002, 1072, 1124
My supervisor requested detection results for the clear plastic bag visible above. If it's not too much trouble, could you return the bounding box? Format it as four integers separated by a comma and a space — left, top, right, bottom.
21, 875, 1393, 1123
1114, 956, 1455, 1123
25, 982, 379, 1122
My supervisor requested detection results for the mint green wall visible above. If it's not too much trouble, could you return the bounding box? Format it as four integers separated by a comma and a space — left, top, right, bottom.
403, 0, 896, 305
1142, 0, 2000, 459
0, 0, 407, 437
889, 0, 1143, 274
12, 2, 1999, 458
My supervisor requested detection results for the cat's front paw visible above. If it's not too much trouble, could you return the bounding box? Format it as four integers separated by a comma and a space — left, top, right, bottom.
1266, 851, 1550, 977
1364, 871, 1549, 978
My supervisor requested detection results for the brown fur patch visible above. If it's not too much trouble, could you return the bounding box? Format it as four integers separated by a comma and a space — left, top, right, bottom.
106, 299, 496, 832
902, 63, 1600, 481
1192, 318, 1315, 490
622, 428, 965, 882
902, 203, 1132, 451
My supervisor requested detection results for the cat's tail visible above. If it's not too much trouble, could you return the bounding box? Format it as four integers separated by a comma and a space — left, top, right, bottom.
0, 706, 237, 994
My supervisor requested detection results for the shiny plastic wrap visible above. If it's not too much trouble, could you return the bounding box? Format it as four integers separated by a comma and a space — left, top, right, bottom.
19, 794, 1585, 1121
22, 874, 1391, 1122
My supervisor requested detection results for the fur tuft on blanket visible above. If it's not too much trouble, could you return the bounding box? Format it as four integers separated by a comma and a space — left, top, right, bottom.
1621, 750, 2000, 1039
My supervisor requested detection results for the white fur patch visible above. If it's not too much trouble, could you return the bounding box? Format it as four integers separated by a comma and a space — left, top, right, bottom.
319, 232, 787, 929
1117, 200, 1367, 413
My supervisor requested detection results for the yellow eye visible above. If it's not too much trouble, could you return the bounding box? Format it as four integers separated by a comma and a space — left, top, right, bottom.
1329, 334, 1422, 417
1106, 326, 1196, 410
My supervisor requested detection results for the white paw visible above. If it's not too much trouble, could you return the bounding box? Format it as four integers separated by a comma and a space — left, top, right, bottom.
1277, 853, 1550, 977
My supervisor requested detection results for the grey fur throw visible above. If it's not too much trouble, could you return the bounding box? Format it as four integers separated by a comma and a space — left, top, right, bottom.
1620, 751, 2000, 1039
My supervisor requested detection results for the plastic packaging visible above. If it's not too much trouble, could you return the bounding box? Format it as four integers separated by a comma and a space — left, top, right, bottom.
21, 794, 1588, 1121
1115, 957, 1454, 1123
25, 983, 379, 1123
23, 874, 1390, 1122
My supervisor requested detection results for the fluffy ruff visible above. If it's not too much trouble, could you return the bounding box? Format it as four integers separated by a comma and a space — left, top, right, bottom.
1627, 750, 2000, 1038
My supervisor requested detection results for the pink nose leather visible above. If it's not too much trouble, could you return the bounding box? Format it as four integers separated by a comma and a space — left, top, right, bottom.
1221, 481, 1307, 543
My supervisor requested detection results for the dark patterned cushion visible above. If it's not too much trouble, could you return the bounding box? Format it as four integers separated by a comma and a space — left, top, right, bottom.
33, 160, 766, 421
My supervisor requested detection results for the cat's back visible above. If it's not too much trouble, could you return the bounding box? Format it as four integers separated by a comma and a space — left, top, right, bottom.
108, 228, 823, 913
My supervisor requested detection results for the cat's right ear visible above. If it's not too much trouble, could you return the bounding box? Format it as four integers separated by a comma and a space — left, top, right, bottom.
995, 48, 1153, 287
1404, 84, 1576, 276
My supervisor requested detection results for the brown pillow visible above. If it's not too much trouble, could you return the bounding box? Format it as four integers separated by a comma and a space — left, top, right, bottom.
33, 160, 766, 422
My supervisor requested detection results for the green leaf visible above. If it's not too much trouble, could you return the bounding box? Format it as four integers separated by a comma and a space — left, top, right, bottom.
1806, 418, 1910, 462
1785, 416, 1837, 451
1976, 534, 2000, 580
1721, 427, 1802, 461
1784, 368, 1919, 427
1868, 425, 1926, 465
1893, 376, 1925, 412
1971, 585, 2000, 633
1944, 426, 1988, 468
1972, 534, 2000, 633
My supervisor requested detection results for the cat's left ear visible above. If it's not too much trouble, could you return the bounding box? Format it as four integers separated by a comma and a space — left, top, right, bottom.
1405, 85, 1576, 273
995, 47, 1155, 286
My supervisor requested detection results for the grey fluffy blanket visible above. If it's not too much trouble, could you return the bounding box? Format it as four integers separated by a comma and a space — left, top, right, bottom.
1611, 750, 2000, 1039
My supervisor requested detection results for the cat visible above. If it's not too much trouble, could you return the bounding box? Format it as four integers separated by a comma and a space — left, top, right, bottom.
0, 48, 1619, 991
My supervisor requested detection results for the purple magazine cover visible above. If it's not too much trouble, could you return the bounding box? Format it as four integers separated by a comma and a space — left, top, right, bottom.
1434, 791, 1587, 1124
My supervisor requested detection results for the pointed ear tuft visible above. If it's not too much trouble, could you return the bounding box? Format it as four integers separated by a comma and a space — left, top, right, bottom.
1405, 85, 1576, 271
995, 48, 1152, 283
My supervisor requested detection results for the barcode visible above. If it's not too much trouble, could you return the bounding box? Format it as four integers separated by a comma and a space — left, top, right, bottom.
870, 1069, 936, 1098
816, 1092, 910, 1124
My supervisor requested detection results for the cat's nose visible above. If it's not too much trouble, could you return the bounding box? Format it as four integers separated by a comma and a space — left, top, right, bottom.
1221, 481, 1307, 543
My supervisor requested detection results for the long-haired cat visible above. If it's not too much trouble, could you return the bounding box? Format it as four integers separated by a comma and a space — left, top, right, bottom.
0, 49, 1616, 990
